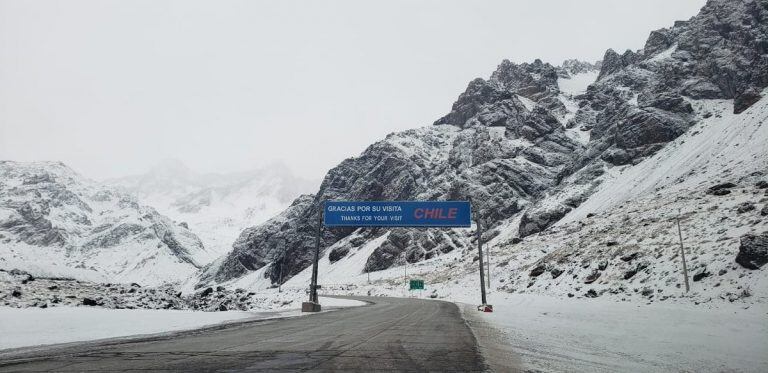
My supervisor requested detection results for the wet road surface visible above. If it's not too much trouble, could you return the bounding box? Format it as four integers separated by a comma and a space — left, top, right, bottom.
0, 297, 487, 372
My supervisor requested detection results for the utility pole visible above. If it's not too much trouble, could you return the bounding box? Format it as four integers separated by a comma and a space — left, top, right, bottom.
486, 234, 491, 291
477, 218, 487, 306
404, 256, 408, 297
303, 205, 323, 312
676, 212, 690, 293
277, 237, 286, 293
310, 209, 321, 303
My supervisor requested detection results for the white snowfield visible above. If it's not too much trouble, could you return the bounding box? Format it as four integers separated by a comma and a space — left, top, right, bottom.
459, 292, 768, 373
0, 297, 364, 351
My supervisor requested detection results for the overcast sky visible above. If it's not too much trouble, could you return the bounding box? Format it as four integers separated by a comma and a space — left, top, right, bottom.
0, 0, 706, 180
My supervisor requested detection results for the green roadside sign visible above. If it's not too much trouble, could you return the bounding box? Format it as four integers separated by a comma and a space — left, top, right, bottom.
409, 279, 425, 290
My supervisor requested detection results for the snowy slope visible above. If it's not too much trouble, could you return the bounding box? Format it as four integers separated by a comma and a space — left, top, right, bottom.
0, 161, 213, 285
562, 92, 768, 223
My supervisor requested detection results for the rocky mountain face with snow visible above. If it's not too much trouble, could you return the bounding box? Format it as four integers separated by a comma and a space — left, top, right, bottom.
0, 161, 212, 286
109, 160, 317, 258
197, 0, 768, 300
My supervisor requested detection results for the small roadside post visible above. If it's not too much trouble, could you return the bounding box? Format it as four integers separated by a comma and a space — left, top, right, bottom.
278, 256, 283, 293
676, 210, 690, 293
278, 238, 286, 293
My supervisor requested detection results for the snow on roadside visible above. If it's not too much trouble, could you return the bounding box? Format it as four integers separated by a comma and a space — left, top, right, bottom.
459, 292, 768, 373
0, 296, 365, 351
315, 270, 768, 372
0, 307, 255, 350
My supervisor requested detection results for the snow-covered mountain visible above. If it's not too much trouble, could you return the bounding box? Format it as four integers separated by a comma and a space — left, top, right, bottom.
196, 0, 768, 307
108, 160, 317, 258
0, 161, 214, 286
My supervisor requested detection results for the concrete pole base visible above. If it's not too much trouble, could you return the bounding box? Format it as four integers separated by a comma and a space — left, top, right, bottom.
302, 302, 322, 312
477, 304, 493, 312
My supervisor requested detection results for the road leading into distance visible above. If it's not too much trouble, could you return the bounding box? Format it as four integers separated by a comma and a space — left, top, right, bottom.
0, 297, 487, 372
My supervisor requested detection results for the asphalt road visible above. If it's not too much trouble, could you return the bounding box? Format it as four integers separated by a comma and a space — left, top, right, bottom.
0, 297, 487, 372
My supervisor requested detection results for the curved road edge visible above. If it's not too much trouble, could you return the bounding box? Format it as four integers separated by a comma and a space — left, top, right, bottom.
459, 302, 523, 373
0, 295, 370, 362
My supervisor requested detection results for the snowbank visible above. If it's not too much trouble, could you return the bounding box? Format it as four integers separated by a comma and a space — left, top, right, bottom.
0, 307, 255, 350
0, 296, 364, 350
461, 293, 768, 373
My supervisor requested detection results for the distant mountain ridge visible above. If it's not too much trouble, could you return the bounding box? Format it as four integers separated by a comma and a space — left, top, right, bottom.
108, 160, 317, 257
0, 161, 212, 285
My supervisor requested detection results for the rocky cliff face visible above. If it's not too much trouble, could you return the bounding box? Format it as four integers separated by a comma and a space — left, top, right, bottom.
0, 161, 211, 285
199, 0, 768, 289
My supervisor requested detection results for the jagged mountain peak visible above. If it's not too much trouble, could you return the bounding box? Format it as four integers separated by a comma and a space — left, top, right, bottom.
557, 59, 602, 77
594, 0, 767, 113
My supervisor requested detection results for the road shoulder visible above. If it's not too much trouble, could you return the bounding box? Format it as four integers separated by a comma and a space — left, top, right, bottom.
458, 302, 524, 373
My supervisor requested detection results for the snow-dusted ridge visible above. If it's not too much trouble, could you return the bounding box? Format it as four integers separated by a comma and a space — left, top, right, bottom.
0, 161, 213, 285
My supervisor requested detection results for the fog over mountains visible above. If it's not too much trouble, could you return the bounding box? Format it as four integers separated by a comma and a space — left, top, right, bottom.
0, 160, 316, 285
0, 161, 210, 285
108, 159, 317, 257
1, 0, 766, 312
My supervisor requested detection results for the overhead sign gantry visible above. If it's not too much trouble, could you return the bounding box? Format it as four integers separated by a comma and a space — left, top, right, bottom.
302, 200, 491, 313
324, 201, 471, 227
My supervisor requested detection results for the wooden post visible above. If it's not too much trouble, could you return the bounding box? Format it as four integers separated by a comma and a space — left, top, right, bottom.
676, 212, 690, 293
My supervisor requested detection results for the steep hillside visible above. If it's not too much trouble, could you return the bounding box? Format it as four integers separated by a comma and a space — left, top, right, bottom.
0, 161, 211, 285
275, 92, 768, 308
197, 0, 768, 298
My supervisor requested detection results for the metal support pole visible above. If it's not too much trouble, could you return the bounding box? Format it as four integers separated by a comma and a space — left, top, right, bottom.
477, 219, 487, 305
486, 237, 491, 291
310, 207, 322, 303
676, 213, 690, 293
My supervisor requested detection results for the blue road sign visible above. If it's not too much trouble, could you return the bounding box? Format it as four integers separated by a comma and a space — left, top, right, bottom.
323, 201, 471, 228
